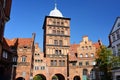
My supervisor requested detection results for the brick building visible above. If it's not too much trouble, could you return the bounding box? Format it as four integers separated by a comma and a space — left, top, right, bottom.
0, 0, 12, 80
68, 36, 101, 80
3, 33, 35, 80
33, 4, 102, 80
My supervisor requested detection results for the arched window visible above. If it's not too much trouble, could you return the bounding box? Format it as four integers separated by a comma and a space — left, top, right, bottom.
91, 53, 94, 57
83, 69, 88, 75
80, 54, 83, 58
85, 53, 88, 57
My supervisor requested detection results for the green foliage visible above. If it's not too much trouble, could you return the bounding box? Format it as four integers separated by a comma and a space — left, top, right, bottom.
96, 45, 113, 70
52, 75, 58, 79
33, 75, 43, 80
96, 45, 113, 80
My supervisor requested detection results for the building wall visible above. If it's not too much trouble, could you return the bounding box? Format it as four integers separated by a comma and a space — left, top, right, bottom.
109, 17, 120, 80
69, 36, 98, 80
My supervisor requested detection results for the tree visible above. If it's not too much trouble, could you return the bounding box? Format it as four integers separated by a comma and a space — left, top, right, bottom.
96, 45, 113, 80
33, 75, 43, 80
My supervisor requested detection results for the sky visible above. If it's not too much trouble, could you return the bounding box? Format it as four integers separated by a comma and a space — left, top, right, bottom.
5, 0, 120, 50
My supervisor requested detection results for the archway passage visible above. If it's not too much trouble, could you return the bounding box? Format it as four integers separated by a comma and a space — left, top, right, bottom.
73, 76, 80, 80
52, 74, 65, 80
16, 77, 25, 80
33, 74, 46, 80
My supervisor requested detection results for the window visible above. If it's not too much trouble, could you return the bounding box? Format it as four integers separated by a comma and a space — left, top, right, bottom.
21, 56, 26, 62
80, 54, 83, 58
92, 61, 96, 65
112, 46, 116, 55
72, 63, 76, 66
13, 56, 17, 62
40, 66, 45, 70
55, 50, 58, 54
59, 50, 61, 54
61, 31, 64, 35
59, 40, 63, 46
85, 53, 88, 57
79, 62, 82, 66
22, 71, 26, 77
83, 69, 88, 75
34, 66, 39, 70
51, 60, 57, 66
57, 30, 60, 34
82, 46, 84, 50
112, 34, 116, 42
53, 30, 56, 34
91, 53, 94, 57
118, 23, 120, 27
2, 51, 8, 59
86, 61, 89, 66
61, 22, 64, 25
54, 40, 58, 45
116, 30, 120, 39
57, 22, 60, 25
59, 60, 65, 66
89, 46, 92, 49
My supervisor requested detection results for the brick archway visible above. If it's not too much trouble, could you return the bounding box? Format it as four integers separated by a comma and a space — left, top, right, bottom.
16, 77, 25, 80
73, 76, 81, 80
34, 74, 46, 80
52, 74, 65, 80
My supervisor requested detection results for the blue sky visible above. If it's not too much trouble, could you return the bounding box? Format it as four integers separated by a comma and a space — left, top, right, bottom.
5, 0, 120, 49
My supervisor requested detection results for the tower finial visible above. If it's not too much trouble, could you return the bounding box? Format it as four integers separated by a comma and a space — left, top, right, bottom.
54, 0, 57, 9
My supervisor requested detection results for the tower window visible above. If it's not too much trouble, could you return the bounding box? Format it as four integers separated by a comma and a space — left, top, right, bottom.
61, 22, 64, 25
86, 61, 89, 66
59, 40, 63, 46
55, 50, 58, 54
61, 31, 64, 35
54, 40, 58, 45
53, 30, 56, 34
59, 50, 61, 54
57, 30, 60, 34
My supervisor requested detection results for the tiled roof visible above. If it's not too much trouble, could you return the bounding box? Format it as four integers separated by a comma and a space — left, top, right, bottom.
93, 42, 101, 49
5, 38, 17, 46
17, 38, 32, 46
68, 44, 79, 61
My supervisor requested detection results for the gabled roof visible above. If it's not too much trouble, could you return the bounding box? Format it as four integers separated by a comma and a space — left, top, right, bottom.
109, 17, 120, 35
